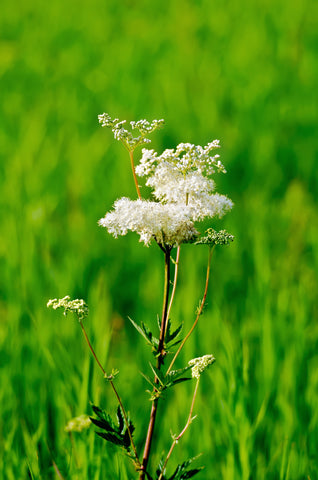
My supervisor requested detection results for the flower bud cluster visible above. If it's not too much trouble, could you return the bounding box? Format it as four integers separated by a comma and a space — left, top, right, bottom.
136, 141, 225, 177
188, 354, 216, 379
64, 414, 91, 433
98, 113, 164, 152
47, 296, 89, 321
195, 228, 235, 246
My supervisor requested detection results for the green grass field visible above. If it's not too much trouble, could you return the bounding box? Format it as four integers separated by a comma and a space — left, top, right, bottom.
1, 0, 318, 478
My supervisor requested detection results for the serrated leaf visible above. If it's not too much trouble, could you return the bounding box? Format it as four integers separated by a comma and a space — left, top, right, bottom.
91, 404, 104, 419
129, 317, 153, 345
90, 405, 116, 432
128, 420, 135, 436
166, 322, 183, 344
149, 363, 165, 386
167, 365, 192, 382
89, 416, 116, 433
141, 322, 153, 342
180, 468, 203, 479
169, 456, 202, 480
129, 317, 160, 351
116, 406, 124, 434
140, 371, 159, 390
169, 464, 182, 480
166, 339, 182, 350
123, 429, 130, 449
171, 377, 191, 387
96, 431, 124, 446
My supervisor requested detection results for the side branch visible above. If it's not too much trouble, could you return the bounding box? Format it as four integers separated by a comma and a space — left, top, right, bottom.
167, 246, 215, 375
165, 246, 180, 335
157, 379, 200, 480
79, 320, 140, 466
129, 150, 142, 199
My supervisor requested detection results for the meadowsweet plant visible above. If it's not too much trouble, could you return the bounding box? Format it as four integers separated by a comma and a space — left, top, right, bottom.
48, 113, 234, 479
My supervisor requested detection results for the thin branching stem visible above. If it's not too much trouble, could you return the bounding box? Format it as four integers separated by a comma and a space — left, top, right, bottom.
78, 320, 140, 466
129, 150, 142, 199
165, 246, 181, 334
139, 247, 171, 479
158, 247, 172, 358
166, 246, 215, 376
158, 379, 200, 480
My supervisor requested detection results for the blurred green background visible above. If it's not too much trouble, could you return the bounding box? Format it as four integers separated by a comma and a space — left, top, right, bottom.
1, 0, 318, 478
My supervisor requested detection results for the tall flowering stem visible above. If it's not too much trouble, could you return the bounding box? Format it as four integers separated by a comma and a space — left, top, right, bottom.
166, 246, 215, 376
139, 246, 172, 479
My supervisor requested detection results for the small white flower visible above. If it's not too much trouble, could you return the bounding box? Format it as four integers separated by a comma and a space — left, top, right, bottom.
65, 414, 91, 433
99, 198, 198, 246
47, 296, 89, 321
188, 354, 215, 379
98, 113, 164, 151
137, 149, 233, 222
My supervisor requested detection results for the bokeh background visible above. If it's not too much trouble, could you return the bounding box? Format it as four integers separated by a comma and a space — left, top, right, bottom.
1, 0, 318, 478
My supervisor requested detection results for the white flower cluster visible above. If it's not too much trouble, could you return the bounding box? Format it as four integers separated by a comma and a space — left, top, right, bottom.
188, 354, 215, 379
99, 198, 198, 246
64, 414, 91, 433
130, 118, 165, 135
135, 143, 233, 222
98, 115, 233, 247
47, 295, 89, 321
98, 113, 164, 151
136, 141, 224, 177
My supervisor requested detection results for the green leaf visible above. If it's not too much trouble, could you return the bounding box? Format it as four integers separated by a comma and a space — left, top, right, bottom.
116, 406, 124, 434
167, 365, 192, 383
128, 420, 135, 436
141, 321, 153, 342
129, 317, 152, 345
180, 469, 203, 479
140, 371, 159, 391
96, 431, 124, 446
123, 429, 131, 449
168, 456, 203, 480
129, 317, 159, 351
89, 416, 116, 432
170, 377, 191, 387
90, 405, 116, 432
165, 321, 183, 344
149, 363, 165, 386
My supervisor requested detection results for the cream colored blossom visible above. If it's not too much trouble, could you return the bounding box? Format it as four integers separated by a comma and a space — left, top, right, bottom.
99, 198, 198, 246
47, 296, 88, 321
188, 354, 215, 379
135, 142, 233, 222
98, 117, 233, 246
65, 414, 91, 433
98, 113, 164, 151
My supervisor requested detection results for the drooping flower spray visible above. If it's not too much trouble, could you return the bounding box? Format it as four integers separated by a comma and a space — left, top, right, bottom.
48, 113, 234, 480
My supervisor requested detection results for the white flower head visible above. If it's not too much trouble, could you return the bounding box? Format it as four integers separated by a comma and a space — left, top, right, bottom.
188, 354, 216, 379
136, 141, 224, 178
99, 198, 198, 246
136, 142, 233, 222
98, 116, 233, 247
98, 113, 164, 152
65, 414, 91, 433
47, 296, 89, 321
